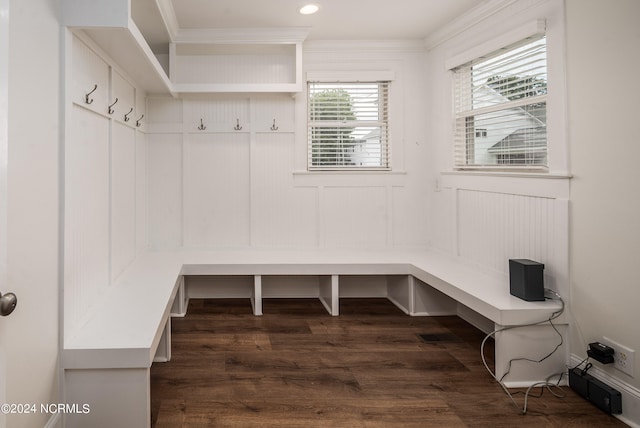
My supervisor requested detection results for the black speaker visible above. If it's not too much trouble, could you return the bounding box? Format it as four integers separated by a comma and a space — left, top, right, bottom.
509, 259, 544, 301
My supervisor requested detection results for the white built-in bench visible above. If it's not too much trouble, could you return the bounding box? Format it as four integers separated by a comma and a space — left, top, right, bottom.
62, 248, 565, 428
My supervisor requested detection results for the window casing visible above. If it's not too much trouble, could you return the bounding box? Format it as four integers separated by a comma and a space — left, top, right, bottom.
307, 81, 390, 171
453, 35, 548, 169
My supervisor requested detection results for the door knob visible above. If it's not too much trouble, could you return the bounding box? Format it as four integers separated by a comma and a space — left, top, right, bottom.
0, 292, 17, 316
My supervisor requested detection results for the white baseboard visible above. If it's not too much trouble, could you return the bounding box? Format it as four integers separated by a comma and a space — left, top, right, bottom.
570, 354, 640, 427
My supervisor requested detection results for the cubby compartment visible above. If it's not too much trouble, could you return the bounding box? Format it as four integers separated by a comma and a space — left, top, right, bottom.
169, 29, 308, 94
186, 275, 254, 299
180, 273, 452, 319
171, 44, 299, 92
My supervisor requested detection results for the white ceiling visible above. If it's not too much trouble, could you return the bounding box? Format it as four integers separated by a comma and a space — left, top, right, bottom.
166, 0, 483, 41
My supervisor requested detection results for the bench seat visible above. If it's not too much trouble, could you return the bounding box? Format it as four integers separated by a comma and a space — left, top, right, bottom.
63, 248, 566, 428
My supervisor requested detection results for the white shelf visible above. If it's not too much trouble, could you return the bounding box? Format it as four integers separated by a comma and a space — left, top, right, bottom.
169, 29, 308, 94
63, 0, 309, 95
82, 24, 173, 95
63, 0, 173, 95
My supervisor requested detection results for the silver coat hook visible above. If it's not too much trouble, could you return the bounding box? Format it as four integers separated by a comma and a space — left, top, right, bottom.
234, 118, 242, 131
108, 98, 119, 115
85, 84, 97, 105
136, 114, 144, 128
124, 107, 133, 122
197, 118, 206, 131
270, 119, 278, 131
0, 291, 17, 316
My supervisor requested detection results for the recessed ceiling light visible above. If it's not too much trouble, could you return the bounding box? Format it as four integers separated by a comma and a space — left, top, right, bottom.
299, 4, 319, 15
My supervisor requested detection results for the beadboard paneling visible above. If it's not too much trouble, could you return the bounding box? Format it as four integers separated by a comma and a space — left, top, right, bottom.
71, 35, 109, 113
174, 54, 295, 85
183, 132, 251, 247
457, 189, 557, 274
184, 97, 250, 130
111, 70, 135, 125
65, 105, 110, 332
147, 97, 183, 124
252, 94, 296, 131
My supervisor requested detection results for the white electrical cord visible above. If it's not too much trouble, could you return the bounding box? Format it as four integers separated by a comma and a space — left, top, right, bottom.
480, 288, 566, 414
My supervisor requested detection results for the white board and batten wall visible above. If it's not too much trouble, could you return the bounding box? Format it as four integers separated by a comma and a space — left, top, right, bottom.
65, 18, 572, 317
64, 31, 148, 341
146, 41, 431, 252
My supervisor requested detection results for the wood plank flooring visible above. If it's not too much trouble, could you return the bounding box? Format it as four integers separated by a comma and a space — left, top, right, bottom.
151, 298, 625, 427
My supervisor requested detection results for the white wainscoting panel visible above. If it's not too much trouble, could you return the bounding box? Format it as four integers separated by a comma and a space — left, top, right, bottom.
183, 132, 251, 247
251, 133, 317, 247
65, 105, 110, 333
146, 92, 421, 250
430, 187, 456, 253
110, 122, 136, 281
148, 133, 183, 248
135, 132, 148, 253
392, 186, 428, 246
321, 186, 388, 247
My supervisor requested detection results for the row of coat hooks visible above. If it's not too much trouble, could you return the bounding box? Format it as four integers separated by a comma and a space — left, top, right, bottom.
85, 84, 144, 127
197, 118, 279, 131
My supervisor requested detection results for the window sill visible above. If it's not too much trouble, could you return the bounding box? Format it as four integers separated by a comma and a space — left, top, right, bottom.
443, 170, 572, 180
293, 170, 407, 187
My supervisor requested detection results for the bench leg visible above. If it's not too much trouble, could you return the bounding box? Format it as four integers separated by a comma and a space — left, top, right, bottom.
319, 274, 339, 316
64, 367, 150, 428
153, 318, 172, 363
251, 275, 263, 316
494, 322, 568, 388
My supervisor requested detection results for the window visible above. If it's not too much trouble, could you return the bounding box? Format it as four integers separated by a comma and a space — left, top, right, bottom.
308, 81, 389, 170
453, 35, 547, 169
475, 128, 488, 138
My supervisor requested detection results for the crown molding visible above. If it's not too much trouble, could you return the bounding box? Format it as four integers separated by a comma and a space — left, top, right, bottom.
172, 27, 311, 44
304, 39, 426, 54
424, 0, 550, 50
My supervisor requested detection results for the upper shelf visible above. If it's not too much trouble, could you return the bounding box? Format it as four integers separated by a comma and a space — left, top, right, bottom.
169, 35, 306, 94
62, 0, 309, 95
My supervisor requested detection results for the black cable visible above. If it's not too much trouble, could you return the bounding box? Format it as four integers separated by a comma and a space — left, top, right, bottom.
480, 288, 566, 414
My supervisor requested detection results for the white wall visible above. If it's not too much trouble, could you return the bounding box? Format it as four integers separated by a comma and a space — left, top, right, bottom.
427, 0, 640, 424
565, 0, 640, 418
425, 0, 570, 294
63, 32, 148, 340
146, 41, 431, 250
5, 0, 60, 426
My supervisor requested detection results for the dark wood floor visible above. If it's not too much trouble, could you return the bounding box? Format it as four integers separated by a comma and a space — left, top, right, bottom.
151, 298, 625, 427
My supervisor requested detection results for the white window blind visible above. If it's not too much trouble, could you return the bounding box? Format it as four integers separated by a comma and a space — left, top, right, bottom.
308, 81, 390, 170
453, 35, 547, 168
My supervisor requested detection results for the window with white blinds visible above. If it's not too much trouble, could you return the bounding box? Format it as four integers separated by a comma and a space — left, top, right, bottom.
308, 81, 390, 170
453, 35, 548, 168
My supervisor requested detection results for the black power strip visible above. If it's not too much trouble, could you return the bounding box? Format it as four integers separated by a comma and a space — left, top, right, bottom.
587, 342, 615, 364
569, 368, 622, 415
